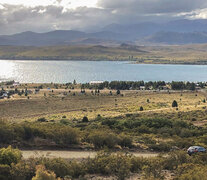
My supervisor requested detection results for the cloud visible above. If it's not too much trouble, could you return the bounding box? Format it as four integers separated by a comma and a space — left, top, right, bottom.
179, 8, 207, 20
0, 1, 207, 35
97, 0, 207, 13
0, 4, 112, 34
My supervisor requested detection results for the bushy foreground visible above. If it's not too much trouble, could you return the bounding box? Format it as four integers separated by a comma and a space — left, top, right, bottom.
1, 146, 207, 180
0, 115, 207, 152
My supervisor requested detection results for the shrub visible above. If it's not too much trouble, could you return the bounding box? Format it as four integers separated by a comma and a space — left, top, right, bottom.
137, 125, 151, 134
0, 146, 22, 166
10, 159, 37, 180
96, 114, 102, 121
59, 119, 70, 125
85, 152, 131, 180
119, 134, 133, 148
0, 125, 14, 144
23, 125, 34, 140
82, 116, 89, 123
88, 131, 119, 149
149, 142, 172, 152
162, 151, 190, 170
116, 90, 121, 95
177, 165, 207, 180
172, 100, 178, 107
32, 165, 58, 180
53, 127, 80, 145
43, 158, 86, 178
0, 164, 11, 180
101, 119, 117, 128
37, 118, 47, 122
142, 158, 164, 179
43, 158, 70, 178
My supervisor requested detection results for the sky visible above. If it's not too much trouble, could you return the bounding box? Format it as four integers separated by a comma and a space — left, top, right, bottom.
0, 0, 207, 34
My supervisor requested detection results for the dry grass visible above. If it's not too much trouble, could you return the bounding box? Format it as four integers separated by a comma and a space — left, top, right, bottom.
0, 86, 207, 122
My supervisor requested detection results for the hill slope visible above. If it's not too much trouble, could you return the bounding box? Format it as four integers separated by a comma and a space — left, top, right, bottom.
142, 32, 207, 44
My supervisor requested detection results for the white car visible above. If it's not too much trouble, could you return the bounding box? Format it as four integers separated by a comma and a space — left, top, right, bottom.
187, 146, 206, 155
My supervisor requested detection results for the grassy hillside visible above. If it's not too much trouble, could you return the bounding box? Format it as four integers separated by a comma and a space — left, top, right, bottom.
1, 44, 207, 64
0, 45, 146, 61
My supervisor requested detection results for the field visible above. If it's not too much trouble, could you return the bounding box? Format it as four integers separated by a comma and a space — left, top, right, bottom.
1, 43, 207, 64
1, 86, 207, 123
1, 83, 207, 179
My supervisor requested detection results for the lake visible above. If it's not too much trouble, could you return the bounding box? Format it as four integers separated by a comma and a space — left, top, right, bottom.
0, 60, 207, 83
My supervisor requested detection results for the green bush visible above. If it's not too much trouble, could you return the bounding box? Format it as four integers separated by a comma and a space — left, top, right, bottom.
43, 158, 70, 178
88, 131, 119, 149
32, 165, 57, 180
149, 142, 172, 152
85, 151, 131, 180
162, 151, 190, 170
119, 134, 133, 148
177, 165, 207, 180
10, 159, 37, 180
0, 146, 22, 166
59, 119, 70, 125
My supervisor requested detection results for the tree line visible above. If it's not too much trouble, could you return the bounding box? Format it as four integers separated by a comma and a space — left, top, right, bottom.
80, 81, 205, 90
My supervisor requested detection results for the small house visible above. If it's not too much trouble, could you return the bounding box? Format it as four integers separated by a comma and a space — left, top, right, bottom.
140, 86, 146, 90
13, 82, 20, 87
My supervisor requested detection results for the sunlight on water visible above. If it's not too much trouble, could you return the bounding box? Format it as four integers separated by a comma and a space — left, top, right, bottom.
0, 60, 207, 83
0, 60, 16, 81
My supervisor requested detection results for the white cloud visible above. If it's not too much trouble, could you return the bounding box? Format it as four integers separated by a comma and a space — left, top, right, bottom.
0, 4, 5, 9
0, 0, 98, 8
0, 0, 207, 35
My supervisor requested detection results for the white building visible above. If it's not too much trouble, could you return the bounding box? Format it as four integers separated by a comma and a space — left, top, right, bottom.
89, 81, 104, 85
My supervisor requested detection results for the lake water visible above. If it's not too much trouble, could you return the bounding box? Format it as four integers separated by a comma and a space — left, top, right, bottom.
0, 60, 207, 83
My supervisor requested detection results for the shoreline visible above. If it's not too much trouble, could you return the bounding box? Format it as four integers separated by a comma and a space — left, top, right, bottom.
0, 58, 207, 65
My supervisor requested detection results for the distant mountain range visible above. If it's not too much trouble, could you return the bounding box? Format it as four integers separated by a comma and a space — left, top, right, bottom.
2, 19, 207, 46
0, 30, 128, 46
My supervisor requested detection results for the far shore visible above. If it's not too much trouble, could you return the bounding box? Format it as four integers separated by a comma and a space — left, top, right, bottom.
1, 58, 207, 65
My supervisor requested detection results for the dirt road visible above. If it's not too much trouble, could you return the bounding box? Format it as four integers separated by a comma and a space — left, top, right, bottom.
22, 150, 159, 159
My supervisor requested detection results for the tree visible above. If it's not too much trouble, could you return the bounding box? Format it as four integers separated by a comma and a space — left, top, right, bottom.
140, 106, 144, 111
172, 100, 178, 107
82, 116, 89, 123
116, 90, 121, 95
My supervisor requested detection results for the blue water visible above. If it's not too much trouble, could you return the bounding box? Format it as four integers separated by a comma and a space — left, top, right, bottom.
0, 60, 207, 83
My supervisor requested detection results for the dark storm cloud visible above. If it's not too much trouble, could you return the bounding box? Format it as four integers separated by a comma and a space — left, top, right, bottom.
97, 0, 207, 13
0, 0, 207, 34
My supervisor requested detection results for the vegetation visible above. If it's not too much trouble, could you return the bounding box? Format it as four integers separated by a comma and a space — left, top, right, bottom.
1, 146, 207, 179
81, 81, 204, 90
0, 82, 207, 179
2, 44, 207, 64
172, 100, 178, 107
